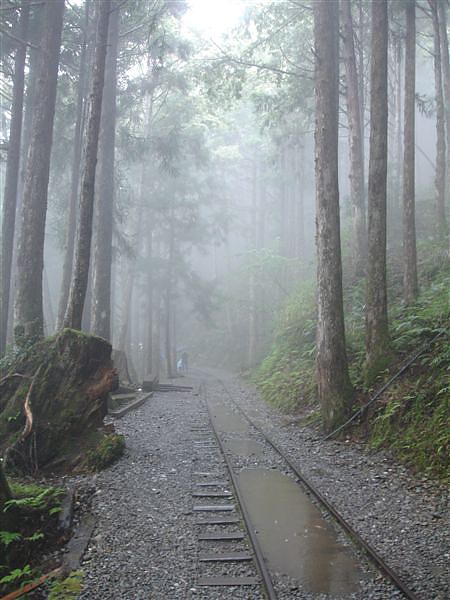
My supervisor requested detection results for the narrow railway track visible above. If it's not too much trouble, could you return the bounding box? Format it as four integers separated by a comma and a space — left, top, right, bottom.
192, 374, 420, 600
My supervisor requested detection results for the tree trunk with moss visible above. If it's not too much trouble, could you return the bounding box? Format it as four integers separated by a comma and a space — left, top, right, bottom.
314, 0, 354, 432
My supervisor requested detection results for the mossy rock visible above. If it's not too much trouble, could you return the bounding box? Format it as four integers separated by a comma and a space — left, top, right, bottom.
0, 329, 116, 473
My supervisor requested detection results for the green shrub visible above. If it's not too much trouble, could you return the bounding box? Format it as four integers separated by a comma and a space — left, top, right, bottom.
255, 283, 317, 411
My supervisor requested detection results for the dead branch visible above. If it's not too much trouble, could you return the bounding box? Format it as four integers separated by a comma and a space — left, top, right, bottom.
0, 568, 62, 600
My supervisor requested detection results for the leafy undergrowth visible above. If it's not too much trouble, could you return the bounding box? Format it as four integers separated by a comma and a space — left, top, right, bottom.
369, 273, 449, 481
48, 570, 84, 599
256, 283, 317, 412
0, 480, 64, 595
255, 250, 449, 480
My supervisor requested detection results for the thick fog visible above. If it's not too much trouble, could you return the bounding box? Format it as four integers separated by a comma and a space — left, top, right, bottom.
0, 0, 446, 380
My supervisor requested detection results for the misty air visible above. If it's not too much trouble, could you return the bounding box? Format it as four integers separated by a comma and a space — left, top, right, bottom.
0, 1, 448, 598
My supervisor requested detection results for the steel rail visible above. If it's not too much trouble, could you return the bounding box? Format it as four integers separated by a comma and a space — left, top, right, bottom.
202, 382, 278, 600
216, 376, 421, 600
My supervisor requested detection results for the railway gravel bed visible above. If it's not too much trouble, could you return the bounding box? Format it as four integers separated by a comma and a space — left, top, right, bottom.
212, 371, 449, 600
77, 370, 448, 599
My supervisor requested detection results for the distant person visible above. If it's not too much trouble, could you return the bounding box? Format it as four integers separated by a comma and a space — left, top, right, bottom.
177, 358, 183, 372
181, 351, 188, 372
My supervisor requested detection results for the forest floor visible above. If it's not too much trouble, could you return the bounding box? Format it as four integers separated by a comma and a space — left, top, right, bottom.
73, 369, 448, 600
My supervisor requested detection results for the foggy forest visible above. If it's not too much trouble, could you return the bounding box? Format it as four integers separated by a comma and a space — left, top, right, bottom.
0, 0, 449, 598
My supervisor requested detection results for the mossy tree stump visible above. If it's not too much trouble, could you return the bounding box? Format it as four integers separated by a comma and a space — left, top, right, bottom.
0, 329, 117, 473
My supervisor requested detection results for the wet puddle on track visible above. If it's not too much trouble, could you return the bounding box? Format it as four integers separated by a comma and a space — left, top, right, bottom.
208, 402, 250, 433
238, 468, 365, 595
225, 438, 264, 457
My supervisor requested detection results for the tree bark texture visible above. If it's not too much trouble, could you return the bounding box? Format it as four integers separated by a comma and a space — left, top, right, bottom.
438, 0, 450, 215
394, 36, 403, 211
91, 2, 119, 340
8, 5, 44, 347
64, 0, 111, 330
357, 2, 365, 171
57, 0, 91, 330
314, 0, 353, 432
341, 0, 367, 276
16, 3, 44, 213
14, 0, 65, 342
402, 1, 418, 305
366, 0, 390, 381
0, 1, 30, 355
429, 0, 448, 233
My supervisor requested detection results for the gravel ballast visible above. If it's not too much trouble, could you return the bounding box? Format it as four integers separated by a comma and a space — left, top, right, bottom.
78, 370, 449, 600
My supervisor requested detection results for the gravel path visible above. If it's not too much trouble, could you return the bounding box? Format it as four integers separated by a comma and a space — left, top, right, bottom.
77, 370, 448, 600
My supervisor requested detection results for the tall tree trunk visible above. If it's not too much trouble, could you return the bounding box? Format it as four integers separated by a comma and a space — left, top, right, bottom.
248, 159, 258, 368
117, 204, 144, 352
0, 1, 30, 355
171, 302, 177, 376
117, 267, 133, 353
295, 143, 305, 260
7, 5, 44, 348
64, 0, 111, 330
16, 2, 44, 213
402, 0, 418, 305
429, 0, 448, 234
357, 1, 365, 173
57, 0, 91, 330
257, 162, 266, 349
43, 266, 54, 335
164, 293, 172, 378
279, 144, 289, 258
394, 36, 403, 213
91, 2, 120, 340
14, 0, 65, 342
153, 232, 162, 377
314, 0, 353, 432
165, 211, 175, 378
145, 223, 153, 376
365, 0, 390, 383
438, 0, 450, 211
341, 0, 366, 276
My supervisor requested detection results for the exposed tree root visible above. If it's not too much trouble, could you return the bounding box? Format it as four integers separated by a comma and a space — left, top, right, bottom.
3, 365, 43, 473
0, 373, 30, 387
